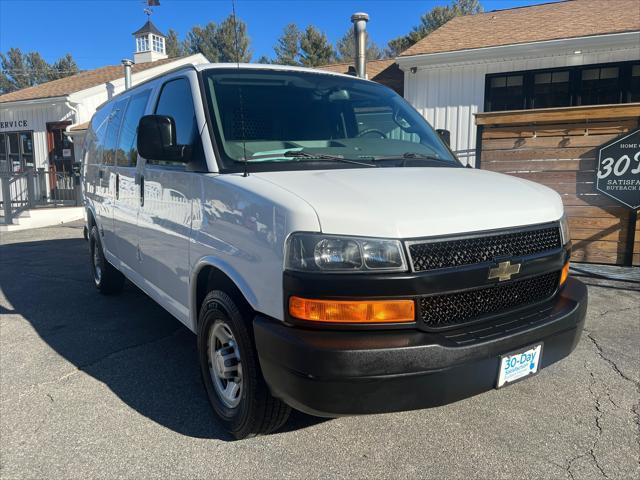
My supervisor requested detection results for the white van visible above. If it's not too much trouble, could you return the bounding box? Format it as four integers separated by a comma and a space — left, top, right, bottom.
82, 63, 587, 439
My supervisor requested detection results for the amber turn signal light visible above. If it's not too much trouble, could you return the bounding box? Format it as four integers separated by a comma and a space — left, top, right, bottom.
560, 261, 570, 286
289, 297, 415, 323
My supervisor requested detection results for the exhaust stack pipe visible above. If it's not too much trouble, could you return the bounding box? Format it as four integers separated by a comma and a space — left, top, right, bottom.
351, 12, 369, 79
122, 59, 133, 90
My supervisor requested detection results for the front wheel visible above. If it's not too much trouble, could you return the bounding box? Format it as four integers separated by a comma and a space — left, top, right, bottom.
89, 226, 125, 294
198, 290, 290, 439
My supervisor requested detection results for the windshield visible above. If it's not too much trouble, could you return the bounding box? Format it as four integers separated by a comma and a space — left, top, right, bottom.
202, 68, 459, 172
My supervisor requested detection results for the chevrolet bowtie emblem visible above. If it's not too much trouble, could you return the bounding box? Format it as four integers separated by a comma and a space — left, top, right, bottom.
488, 261, 521, 282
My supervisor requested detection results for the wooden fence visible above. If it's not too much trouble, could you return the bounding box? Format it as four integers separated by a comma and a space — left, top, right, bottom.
476, 103, 640, 266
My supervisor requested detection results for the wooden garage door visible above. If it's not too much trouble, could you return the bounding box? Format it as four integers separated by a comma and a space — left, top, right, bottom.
476, 104, 640, 266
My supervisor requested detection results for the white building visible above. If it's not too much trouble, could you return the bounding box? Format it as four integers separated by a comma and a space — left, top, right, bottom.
397, 0, 640, 166
0, 19, 207, 174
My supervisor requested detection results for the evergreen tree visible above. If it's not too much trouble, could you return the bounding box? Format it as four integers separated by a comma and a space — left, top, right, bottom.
255, 55, 272, 64
335, 28, 383, 63
386, 0, 482, 57
299, 26, 334, 67
0, 48, 30, 92
0, 48, 80, 94
165, 29, 184, 58
25, 52, 50, 85
48, 53, 78, 81
216, 14, 251, 63
181, 15, 251, 63
183, 23, 219, 62
386, 36, 414, 58
273, 23, 301, 66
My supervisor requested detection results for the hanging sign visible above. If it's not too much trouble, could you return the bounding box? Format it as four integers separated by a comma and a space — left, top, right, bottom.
596, 129, 640, 210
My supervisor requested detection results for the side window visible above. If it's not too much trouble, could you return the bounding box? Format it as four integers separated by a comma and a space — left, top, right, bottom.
102, 99, 128, 166
155, 78, 197, 147
116, 90, 150, 166
86, 104, 112, 166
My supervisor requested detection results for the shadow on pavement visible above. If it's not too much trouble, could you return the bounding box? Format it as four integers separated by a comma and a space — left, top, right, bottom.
0, 234, 326, 440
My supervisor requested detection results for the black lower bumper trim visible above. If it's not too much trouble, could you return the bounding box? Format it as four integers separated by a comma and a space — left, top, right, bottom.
254, 278, 587, 417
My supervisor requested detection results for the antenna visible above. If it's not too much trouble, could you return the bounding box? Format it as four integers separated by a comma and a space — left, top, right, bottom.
231, 0, 249, 177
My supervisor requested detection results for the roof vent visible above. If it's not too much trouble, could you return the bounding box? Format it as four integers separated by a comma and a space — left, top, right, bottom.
351, 12, 369, 79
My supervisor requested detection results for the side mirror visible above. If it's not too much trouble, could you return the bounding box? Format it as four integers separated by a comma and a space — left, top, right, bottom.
137, 115, 191, 163
436, 129, 451, 146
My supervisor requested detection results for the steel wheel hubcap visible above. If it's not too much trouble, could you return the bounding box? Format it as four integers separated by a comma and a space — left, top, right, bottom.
93, 245, 102, 284
208, 321, 242, 408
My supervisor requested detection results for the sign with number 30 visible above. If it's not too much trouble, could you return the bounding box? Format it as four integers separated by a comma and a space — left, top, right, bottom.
596, 129, 640, 210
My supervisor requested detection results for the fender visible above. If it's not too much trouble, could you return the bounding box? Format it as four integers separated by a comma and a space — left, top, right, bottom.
189, 256, 259, 332
85, 203, 98, 230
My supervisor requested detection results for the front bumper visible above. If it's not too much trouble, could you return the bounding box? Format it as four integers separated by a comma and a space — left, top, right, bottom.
254, 277, 587, 417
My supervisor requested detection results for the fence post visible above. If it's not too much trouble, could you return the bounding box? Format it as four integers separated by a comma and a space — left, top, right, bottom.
1, 176, 13, 224
26, 170, 35, 208
37, 168, 46, 204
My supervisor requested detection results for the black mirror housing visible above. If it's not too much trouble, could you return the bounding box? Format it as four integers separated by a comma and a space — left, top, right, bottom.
137, 115, 191, 163
436, 129, 451, 146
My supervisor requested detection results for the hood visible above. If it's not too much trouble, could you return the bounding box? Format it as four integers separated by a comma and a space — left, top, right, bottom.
254, 167, 564, 238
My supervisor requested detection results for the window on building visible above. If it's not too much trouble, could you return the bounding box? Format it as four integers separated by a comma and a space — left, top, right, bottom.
580, 67, 620, 105
0, 133, 7, 173
629, 64, 640, 102
486, 74, 524, 111
116, 90, 151, 166
0, 131, 34, 173
152, 35, 164, 53
7, 133, 20, 172
20, 132, 33, 168
485, 61, 637, 112
136, 36, 149, 52
532, 70, 571, 108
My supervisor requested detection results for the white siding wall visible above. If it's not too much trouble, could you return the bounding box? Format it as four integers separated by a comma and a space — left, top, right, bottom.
404, 46, 640, 166
0, 101, 75, 169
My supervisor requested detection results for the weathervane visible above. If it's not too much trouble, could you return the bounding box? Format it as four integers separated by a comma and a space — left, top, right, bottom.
142, 0, 160, 17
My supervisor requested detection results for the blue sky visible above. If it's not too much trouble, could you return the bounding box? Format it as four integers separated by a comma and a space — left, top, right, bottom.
1, 0, 553, 69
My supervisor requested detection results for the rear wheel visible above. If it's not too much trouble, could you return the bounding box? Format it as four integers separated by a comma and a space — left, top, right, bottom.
89, 226, 125, 294
198, 290, 290, 439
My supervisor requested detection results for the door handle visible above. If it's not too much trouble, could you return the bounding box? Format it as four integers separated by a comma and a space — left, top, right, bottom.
140, 174, 144, 207
115, 173, 120, 200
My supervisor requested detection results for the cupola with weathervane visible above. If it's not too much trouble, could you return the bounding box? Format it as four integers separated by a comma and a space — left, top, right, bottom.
132, 18, 167, 63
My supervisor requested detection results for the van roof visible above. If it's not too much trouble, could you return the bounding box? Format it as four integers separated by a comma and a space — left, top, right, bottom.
195, 62, 359, 80
92, 62, 369, 113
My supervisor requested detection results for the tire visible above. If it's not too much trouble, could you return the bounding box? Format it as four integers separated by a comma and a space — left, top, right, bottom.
198, 290, 290, 439
89, 225, 125, 294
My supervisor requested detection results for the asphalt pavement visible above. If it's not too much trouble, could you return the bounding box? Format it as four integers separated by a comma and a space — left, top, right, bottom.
1, 221, 638, 479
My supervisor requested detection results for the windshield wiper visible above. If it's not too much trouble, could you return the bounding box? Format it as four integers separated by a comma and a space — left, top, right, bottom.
369, 152, 458, 167
372, 152, 450, 162
282, 150, 376, 167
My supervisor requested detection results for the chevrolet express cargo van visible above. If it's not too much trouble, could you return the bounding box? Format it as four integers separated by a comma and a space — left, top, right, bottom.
82, 64, 587, 439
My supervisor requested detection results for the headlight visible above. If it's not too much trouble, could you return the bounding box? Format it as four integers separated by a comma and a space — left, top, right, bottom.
559, 213, 571, 245
285, 233, 408, 272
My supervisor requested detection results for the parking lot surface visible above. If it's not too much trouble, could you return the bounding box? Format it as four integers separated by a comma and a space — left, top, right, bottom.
1, 221, 638, 479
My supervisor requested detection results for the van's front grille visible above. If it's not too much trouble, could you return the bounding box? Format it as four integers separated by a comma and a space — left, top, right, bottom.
408, 225, 561, 272
419, 271, 560, 330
